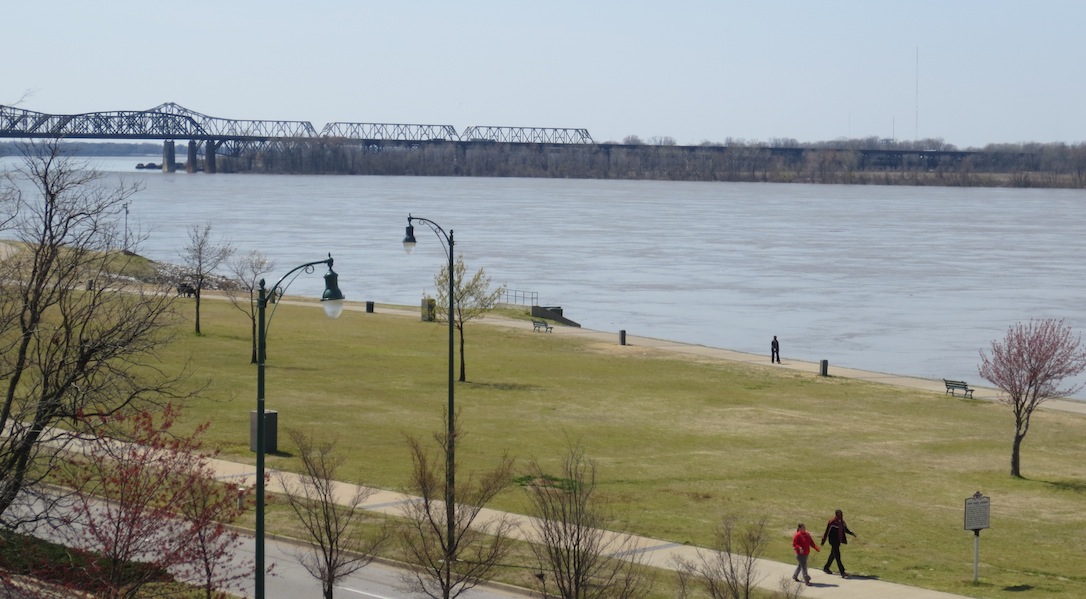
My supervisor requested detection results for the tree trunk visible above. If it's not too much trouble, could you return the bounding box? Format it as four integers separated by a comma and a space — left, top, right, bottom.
458, 326, 467, 382
1011, 432, 1024, 478
195, 290, 202, 335
250, 316, 258, 364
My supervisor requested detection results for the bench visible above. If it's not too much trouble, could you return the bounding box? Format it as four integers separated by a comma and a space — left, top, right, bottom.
943, 379, 974, 398
532, 319, 553, 333
176, 282, 197, 298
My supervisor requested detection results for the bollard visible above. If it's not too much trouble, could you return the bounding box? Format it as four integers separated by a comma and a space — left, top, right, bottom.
365, 301, 374, 313
619, 330, 626, 346
820, 359, 829, 376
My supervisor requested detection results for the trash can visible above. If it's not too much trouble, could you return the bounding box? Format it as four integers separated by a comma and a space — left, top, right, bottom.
249, 409, 278, 453
819, 359, 829, 377
365, 301, 375, 313
619, 330, 627, 346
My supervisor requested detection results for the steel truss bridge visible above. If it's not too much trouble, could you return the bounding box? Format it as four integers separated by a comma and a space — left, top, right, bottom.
0, 102, 594, 172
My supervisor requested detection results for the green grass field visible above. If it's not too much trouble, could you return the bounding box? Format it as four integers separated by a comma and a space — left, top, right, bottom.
167, 296, 1086, 598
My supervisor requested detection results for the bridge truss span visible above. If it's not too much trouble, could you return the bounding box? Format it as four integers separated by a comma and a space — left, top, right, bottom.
459, 125, 594, 144
148, 103, 319, 139
1, 104, 208, 139
320, 122, 459, 141
0, 103, 320, 142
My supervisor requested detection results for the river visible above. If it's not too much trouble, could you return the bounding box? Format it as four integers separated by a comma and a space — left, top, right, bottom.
5, 155, 1086, 399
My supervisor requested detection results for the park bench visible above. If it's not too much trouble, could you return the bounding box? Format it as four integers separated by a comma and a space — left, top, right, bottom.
943, 379, 974, 398
532, 319, 553, 333
176, 282, 197, 298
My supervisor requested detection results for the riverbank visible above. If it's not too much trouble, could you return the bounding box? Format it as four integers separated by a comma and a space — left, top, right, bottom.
227, 298, 1086, 598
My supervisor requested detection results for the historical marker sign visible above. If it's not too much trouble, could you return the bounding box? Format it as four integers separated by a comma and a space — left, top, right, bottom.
964, 491, 990, 531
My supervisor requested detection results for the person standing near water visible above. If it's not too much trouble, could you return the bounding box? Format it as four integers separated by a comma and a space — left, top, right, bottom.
771, 335, 781, 363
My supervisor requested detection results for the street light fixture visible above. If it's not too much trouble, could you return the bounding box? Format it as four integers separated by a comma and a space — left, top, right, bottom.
402, 214, 457, 570
254, 253, 345, 599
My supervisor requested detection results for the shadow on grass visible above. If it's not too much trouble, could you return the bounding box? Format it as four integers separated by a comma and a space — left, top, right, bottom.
1042, 478, 1086, 493
1003, 584, 1034, 592
466, 381, 542, 391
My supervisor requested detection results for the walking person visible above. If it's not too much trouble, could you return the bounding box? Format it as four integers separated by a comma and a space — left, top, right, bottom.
771, 335, 781, 363
792, 522, 820, 585
821, 509, 857, 578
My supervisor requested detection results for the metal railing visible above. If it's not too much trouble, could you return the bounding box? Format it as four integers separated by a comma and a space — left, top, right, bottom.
499, 289, 538, 306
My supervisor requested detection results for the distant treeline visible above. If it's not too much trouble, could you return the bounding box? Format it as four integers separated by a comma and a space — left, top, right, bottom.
217, 138, 1086, 188
0, 141, 161, 157
4, 139, 1085, 188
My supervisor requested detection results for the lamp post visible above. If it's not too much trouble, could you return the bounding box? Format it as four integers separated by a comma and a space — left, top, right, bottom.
254, 253, 345, 599
401, 215, 456, 570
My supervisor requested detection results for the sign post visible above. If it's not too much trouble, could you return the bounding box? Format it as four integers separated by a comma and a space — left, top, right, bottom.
964, 491, 991, 583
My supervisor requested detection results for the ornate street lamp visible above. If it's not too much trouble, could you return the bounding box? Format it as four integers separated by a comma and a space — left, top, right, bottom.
254, 253, 344, 599
402, 215, 457, 571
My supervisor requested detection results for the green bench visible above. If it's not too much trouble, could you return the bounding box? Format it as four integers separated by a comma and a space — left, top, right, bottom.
532, 319, 553, 333
943, 379, 974, 398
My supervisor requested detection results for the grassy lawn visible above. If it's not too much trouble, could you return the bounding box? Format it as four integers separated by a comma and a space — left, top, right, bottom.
167, 296, 1086, 598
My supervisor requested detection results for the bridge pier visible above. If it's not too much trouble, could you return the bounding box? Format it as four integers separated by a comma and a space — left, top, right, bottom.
204, 140, 218, 174
186, 141, 198, 173
162, 141, 176, 173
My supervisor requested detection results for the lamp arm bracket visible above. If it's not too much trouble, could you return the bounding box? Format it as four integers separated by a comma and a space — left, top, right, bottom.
408, 215, 454, 258
258, 254, 335, 339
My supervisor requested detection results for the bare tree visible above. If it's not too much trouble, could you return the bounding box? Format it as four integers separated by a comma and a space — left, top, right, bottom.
224, 250, 276, 363
176, 452, 254, 599
777, 576, 806, 599
0, 141, 186, 524
978, 318, 1086, 478
523, 440, 653, 599
675, 515, 769, 599
276, 429, 389, 599
57, 404, 249, 599
398, 418, 516, 599
179, 222, 234, 335
433, 254, 505, 382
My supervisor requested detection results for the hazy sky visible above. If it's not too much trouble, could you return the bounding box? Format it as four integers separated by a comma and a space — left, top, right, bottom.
5, 1, 1083, 148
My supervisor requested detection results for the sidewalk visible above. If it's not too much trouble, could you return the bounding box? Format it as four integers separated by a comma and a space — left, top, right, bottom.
214, 455, 969, 599
219, 303, 1086, 598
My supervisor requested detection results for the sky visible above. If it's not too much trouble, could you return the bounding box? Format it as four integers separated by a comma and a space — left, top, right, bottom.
4, 0, 1084, 149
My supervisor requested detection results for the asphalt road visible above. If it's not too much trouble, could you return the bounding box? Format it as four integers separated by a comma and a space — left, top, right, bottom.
239, 532, 531, 599
9, 492, 529, 599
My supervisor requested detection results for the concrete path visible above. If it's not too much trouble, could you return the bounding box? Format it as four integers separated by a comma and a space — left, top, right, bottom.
216, 456, 970, 599
218, 301, 1086, 598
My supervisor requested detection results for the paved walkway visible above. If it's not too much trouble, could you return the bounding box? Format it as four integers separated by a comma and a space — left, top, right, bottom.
216, 302, 1086, 598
